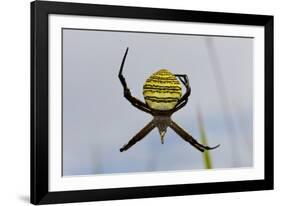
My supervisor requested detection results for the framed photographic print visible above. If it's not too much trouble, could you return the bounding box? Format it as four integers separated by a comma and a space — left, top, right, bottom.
31, 0, 274, 204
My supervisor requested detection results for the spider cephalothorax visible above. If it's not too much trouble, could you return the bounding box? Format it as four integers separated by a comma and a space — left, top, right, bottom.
118, 47, 219, 152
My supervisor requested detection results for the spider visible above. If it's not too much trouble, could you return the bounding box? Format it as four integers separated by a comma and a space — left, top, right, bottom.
118, 47, 220, 152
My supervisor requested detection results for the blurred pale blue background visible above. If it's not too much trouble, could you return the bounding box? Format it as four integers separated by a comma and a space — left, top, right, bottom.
62, 29, 253, 176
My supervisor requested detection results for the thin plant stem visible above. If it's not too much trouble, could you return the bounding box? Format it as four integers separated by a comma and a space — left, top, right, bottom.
197, 108, 212, 169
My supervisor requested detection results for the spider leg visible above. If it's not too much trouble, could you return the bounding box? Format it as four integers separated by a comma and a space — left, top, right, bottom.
169, 120, 220, 152
172, 99, 188, 113
118, 47, 152, 114
175, 74, 190, 87
172, 74, 191, 112
120, 120, 155, 152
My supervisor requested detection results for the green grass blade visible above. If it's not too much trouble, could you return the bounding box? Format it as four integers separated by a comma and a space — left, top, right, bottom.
197, 109, 212, 169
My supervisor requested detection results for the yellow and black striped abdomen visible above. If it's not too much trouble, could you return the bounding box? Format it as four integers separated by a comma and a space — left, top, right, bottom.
143, 69, 182, 111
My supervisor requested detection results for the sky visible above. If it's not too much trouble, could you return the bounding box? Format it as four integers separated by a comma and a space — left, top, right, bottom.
62, 28, 253, 176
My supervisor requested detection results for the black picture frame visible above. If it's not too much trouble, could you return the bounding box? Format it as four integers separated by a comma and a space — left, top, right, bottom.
31, 0, 274, 204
